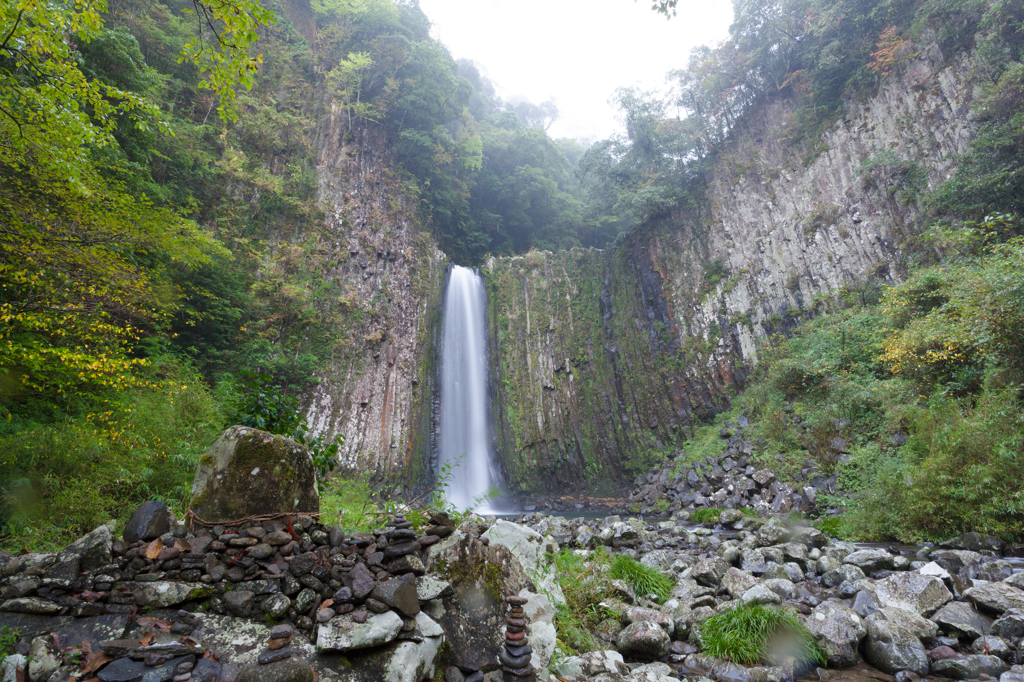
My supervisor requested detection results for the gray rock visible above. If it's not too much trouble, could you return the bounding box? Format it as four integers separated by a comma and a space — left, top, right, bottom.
128, 582, 211, 609
2, 655, 26, 682
992, 611, 1024, 639
224, 590, 255, 617
260, 593, 291, 617
0, 597, 61, 615
349, 561, 376, 600
235, 658, 314, 682
190, 426, 319, 520
822, 564, 866, 588
372, 573, 420, 617
690, 557, 731, 587
864, 608, 933, 676
853, 590, 880, 618
123, 501, 175, 544
1005, 573, 1024, 590
740, 584, 782, 605
807, 602, 867, 668
27, 635, 60, 682
292, 588, 318, 614
941, 533, 1004, 553
317, 611, 403, 652
720, 568, 759, 598
965, 582, 1024, 615
616, 621, 671, 659
875, 573, 952, 616
972, 635, 1013, 660
415, 576, 454, 601
57, 524, 113, 573
1001, 666, 1024, 682
623, 606, 674, 633
389, 554, 426, 576
844, 549, 895, 573
931, 601, 992, 639
762, 579, 797, 601
931, 654, 1009, 679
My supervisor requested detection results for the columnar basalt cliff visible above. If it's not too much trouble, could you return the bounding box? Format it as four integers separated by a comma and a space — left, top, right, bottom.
486, 42, 980, 496
301, 108, 446, 492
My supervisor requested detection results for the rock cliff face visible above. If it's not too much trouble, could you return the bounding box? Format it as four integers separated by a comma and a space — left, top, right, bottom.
301, 105, 446, 493
486, 43, 980, 495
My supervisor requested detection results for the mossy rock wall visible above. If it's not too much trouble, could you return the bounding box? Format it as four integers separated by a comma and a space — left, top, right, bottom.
484, 44, 983, 495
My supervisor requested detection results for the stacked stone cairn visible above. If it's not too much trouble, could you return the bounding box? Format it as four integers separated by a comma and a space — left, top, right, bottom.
501, 595, 534, 682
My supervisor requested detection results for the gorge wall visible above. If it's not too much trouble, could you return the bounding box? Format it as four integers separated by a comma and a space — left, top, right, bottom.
301, 109, 446, 494
485, 41, 981, 496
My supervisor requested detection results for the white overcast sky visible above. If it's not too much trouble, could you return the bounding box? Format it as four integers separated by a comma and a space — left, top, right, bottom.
418, 0, 736, 142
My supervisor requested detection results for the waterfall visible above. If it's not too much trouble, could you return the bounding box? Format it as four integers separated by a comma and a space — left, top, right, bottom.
437, 266, 499, 512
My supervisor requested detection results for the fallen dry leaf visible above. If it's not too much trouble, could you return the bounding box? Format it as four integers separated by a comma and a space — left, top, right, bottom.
174, 538, 192, 552
139, 632, 155, 647
144, 538, 164, 560
319, 599, 334, 610
137, 617, 173, 633
80, 652, 113, 675
74, 591, 105, 603
203, 650, 220, 663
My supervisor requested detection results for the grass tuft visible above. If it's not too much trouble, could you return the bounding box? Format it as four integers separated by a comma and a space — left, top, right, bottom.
700, 603, 825, 667
691, 508, 723, 524
609, 554, 674, 603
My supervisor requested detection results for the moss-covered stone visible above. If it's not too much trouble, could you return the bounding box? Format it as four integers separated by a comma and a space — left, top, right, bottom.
190, 426, 319, 521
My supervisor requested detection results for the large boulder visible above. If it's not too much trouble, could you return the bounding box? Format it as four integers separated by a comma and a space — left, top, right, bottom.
875, 573, 952, 616
864, 608, 937, 676
807, 602, 867, 668
190, 426, 319, 520
482, 520, 562, 602
424, 530, 534, 674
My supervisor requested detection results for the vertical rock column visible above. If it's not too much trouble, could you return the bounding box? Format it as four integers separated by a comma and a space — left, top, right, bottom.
500, 595, 535, 682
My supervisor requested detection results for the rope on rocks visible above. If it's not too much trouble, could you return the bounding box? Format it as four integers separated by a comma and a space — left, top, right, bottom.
184, 508, 323, 527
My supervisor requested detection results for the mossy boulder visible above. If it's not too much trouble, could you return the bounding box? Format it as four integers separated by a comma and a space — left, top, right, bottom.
190, 426, 319, 521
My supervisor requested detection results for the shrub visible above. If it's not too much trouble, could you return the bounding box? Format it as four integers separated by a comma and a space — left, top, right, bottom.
700, 603, 825, 667
0, 356, 222, 550
846, 388, 1024, 542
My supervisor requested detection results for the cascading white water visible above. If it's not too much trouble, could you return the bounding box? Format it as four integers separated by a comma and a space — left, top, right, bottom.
437, 266, 498, 512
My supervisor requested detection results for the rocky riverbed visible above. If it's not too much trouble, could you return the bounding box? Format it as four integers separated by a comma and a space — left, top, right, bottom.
2, 427, 1023, 682
3, 500, 1024, 682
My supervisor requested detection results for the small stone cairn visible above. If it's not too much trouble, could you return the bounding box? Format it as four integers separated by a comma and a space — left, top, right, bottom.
500, 595, 534, 682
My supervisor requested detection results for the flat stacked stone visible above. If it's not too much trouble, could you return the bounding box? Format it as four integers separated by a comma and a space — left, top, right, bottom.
500, 596, 535, 682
